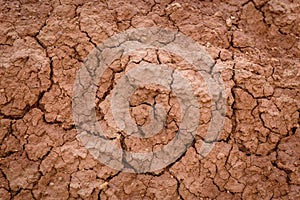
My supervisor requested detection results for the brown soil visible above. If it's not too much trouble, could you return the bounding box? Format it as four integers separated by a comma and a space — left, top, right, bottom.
0, 0, 300, 199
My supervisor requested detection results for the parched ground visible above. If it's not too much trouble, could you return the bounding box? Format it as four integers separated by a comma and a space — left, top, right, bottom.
0, 0, 300, 199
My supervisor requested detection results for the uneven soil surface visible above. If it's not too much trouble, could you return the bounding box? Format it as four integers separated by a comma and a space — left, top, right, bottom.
0, 0, 300, 199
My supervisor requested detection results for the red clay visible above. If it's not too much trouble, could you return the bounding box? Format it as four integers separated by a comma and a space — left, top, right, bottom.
0, 0, 299, 199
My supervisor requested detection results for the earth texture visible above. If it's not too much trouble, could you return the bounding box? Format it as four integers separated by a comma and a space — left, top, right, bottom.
0, 0, 300, 199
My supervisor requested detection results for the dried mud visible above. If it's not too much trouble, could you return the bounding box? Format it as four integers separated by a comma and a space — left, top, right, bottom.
0, 0, 300, 199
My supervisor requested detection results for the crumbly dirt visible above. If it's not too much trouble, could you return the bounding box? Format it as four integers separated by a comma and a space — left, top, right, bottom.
0, 0, 299, 199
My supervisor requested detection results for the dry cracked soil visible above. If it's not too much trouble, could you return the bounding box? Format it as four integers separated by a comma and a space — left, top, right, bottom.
0, 0, 300, 199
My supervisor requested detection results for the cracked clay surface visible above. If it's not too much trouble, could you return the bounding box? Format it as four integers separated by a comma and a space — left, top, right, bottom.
0, 0, 300, 199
